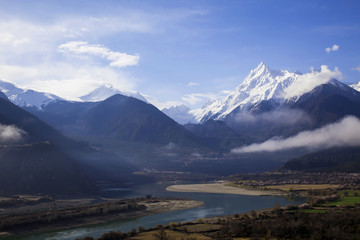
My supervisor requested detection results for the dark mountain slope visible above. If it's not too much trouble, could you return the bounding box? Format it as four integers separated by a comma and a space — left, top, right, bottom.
293, 84, 360, 126
74, 94, 206, 147
0, 97, 74, 148
0, 96, 97, 195
185, 119, 239, 138
0, 143, 96, 195
282, 147, 360, 173
0, 91, 8, 100
24, 100, 99, 135
26, 94, 206, 147
22, 94, 229, 175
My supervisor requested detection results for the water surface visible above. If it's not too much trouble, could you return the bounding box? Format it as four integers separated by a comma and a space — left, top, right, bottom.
5, 182, 304, 240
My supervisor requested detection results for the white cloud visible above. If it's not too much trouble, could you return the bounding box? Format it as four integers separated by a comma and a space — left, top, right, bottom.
146, 90, 227, 110
332, 44, 340, 51
232, 116, 360, 154
143, 94, 183, 110
325, 44, 340, 53
182, 93, 219, 105
352, 67, 360, 72
222, 90, 232, 94
58, 41, 139, 68
0, 15, 153, 53
0, 9, 209, 101
0, 63, 137, 100
0, 17, 142, 100
187, 82, 199, 87
0, 124, 26, 143
283, 65, 342, 99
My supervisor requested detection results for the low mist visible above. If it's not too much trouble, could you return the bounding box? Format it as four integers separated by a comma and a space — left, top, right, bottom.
232, 116, 360, 153
0, 124, 27, 143
283, 65, 341, 99
234, 109, 312, 126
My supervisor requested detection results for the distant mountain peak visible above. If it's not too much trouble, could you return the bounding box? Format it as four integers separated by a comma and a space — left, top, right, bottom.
0, 79, 63, 109
191, 63, 301, 122
251, 61, 269, 74
80, 85, 147, 103
162, 104, 196, 124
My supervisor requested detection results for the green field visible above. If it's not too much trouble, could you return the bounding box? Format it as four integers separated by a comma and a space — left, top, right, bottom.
323, 190, 360, 207
265, 184, 339, 191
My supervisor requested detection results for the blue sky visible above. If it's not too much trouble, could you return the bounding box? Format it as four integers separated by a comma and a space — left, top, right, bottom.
0, 0, 359, 108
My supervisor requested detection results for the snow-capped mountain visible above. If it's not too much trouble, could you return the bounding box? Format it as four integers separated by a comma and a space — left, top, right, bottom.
191, 62, 301, 122
80, 85, 147, 102
0, 79, 63, 109
162, 104, 196, 124
350, 81, 360, 91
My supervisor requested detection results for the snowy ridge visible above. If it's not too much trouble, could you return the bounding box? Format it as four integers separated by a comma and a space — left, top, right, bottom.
162, 104, 196, 124
80, 85, 147, 102
350, 81, 360, 92
0, 79, 63, 109
190, 62, 301, 122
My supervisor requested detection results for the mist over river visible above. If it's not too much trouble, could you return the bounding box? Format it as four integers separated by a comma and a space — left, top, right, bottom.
6, 182, 304, 240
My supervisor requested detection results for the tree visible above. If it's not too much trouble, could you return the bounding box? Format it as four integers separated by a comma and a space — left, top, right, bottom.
250, 210, 257, 219
98, 231, 126, 240
153, 227, 173, 240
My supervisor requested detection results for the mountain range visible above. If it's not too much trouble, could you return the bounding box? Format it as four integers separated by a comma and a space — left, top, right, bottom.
1, 62, 360, 195
80, 84, 147, 102
184, 63, 360, 142
0, 80, 63, 109
0, 79, 147, 109
25, 95, 203, 147
191, 62, 300, 122
161, 104, 196, 124
190, 63, 360, 124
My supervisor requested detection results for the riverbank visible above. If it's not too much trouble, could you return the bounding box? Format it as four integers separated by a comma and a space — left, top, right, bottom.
125, 189, 360, 240
166, 182, 283, 196
0, 198, 203, 237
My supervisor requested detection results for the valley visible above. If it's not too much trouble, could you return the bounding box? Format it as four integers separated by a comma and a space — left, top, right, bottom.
1, 1, 360, 239
65, 172, 360, 240
2, 171, 358, 240
0, 63, 360, 239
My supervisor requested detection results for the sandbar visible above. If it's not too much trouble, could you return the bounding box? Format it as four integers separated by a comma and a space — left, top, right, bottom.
166, 182, 283, 196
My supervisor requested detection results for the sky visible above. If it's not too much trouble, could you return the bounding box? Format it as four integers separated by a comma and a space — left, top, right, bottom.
0, 0, 359, 109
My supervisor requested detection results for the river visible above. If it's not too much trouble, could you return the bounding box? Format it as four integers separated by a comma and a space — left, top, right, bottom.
5, 182, 304, 240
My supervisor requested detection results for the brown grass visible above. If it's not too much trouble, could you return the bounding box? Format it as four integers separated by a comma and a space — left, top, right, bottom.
176, 224, 222, 233
130, 229, 212, 240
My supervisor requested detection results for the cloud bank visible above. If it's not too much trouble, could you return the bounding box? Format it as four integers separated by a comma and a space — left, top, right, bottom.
283, 65, 342, 99
325, 44, 340, 53
0, 17, 144, 100
352, 67, 360, 72
0, 63, 137, 100
232, 116, 360, 153
58, 41, 139, 68
182, 92, 221, 106
0, 124, 26, 143
187, 82, 199, 87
